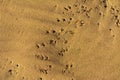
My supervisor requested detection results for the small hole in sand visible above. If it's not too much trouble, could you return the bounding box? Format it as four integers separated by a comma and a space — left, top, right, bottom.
113, 35, 115, 37
64, 7, 68, 11
38, 77, 42, 80
44, 56, 49, 60
74, 4, 77, 7
57, 19, 60, 22
58, 52, 63, 56
109, 29, 112, 31
70, 18, 72, 20
52, 30, 56, 33
46, 30, 49, 34
41, 43, 45, 47
36, 44, 40, 48
16, 64, 19, 67
64, 40, 68, 44
61, 28, 64, 32
48, 65, 52, 68
68, 6, 71, 9
70, 64, 73, 68
8, 69, 12, 75
62, 18, 66, 22
49, 40, 56, 45
104, 5, 107, 8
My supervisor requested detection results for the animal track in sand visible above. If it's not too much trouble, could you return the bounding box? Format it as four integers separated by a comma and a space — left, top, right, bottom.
1, 0, 120, 80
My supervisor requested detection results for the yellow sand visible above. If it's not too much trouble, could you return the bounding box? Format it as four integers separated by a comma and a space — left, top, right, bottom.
0, 0, 120, 80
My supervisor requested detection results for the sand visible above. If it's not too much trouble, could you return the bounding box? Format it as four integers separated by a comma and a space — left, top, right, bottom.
0, 0, 120, 80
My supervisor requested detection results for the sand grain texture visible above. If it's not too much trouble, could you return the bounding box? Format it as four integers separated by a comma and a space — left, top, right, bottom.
0, 0, 120, 80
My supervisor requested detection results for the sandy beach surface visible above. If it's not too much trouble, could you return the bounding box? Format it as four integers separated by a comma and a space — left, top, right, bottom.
0, 0, 120, 80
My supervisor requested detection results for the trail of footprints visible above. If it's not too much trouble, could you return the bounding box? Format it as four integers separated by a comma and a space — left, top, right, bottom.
110, 6, 120, 27
33, 0, 120, 80
33, 2, 92, 80
1, 0, 120, 80
0, 57, 24, 80
34, 8, 76, 80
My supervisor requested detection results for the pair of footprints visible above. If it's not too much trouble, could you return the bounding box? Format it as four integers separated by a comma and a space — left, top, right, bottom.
39, 65, 52, 75
35, 54, 49, 61
62, 64, 73, 74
